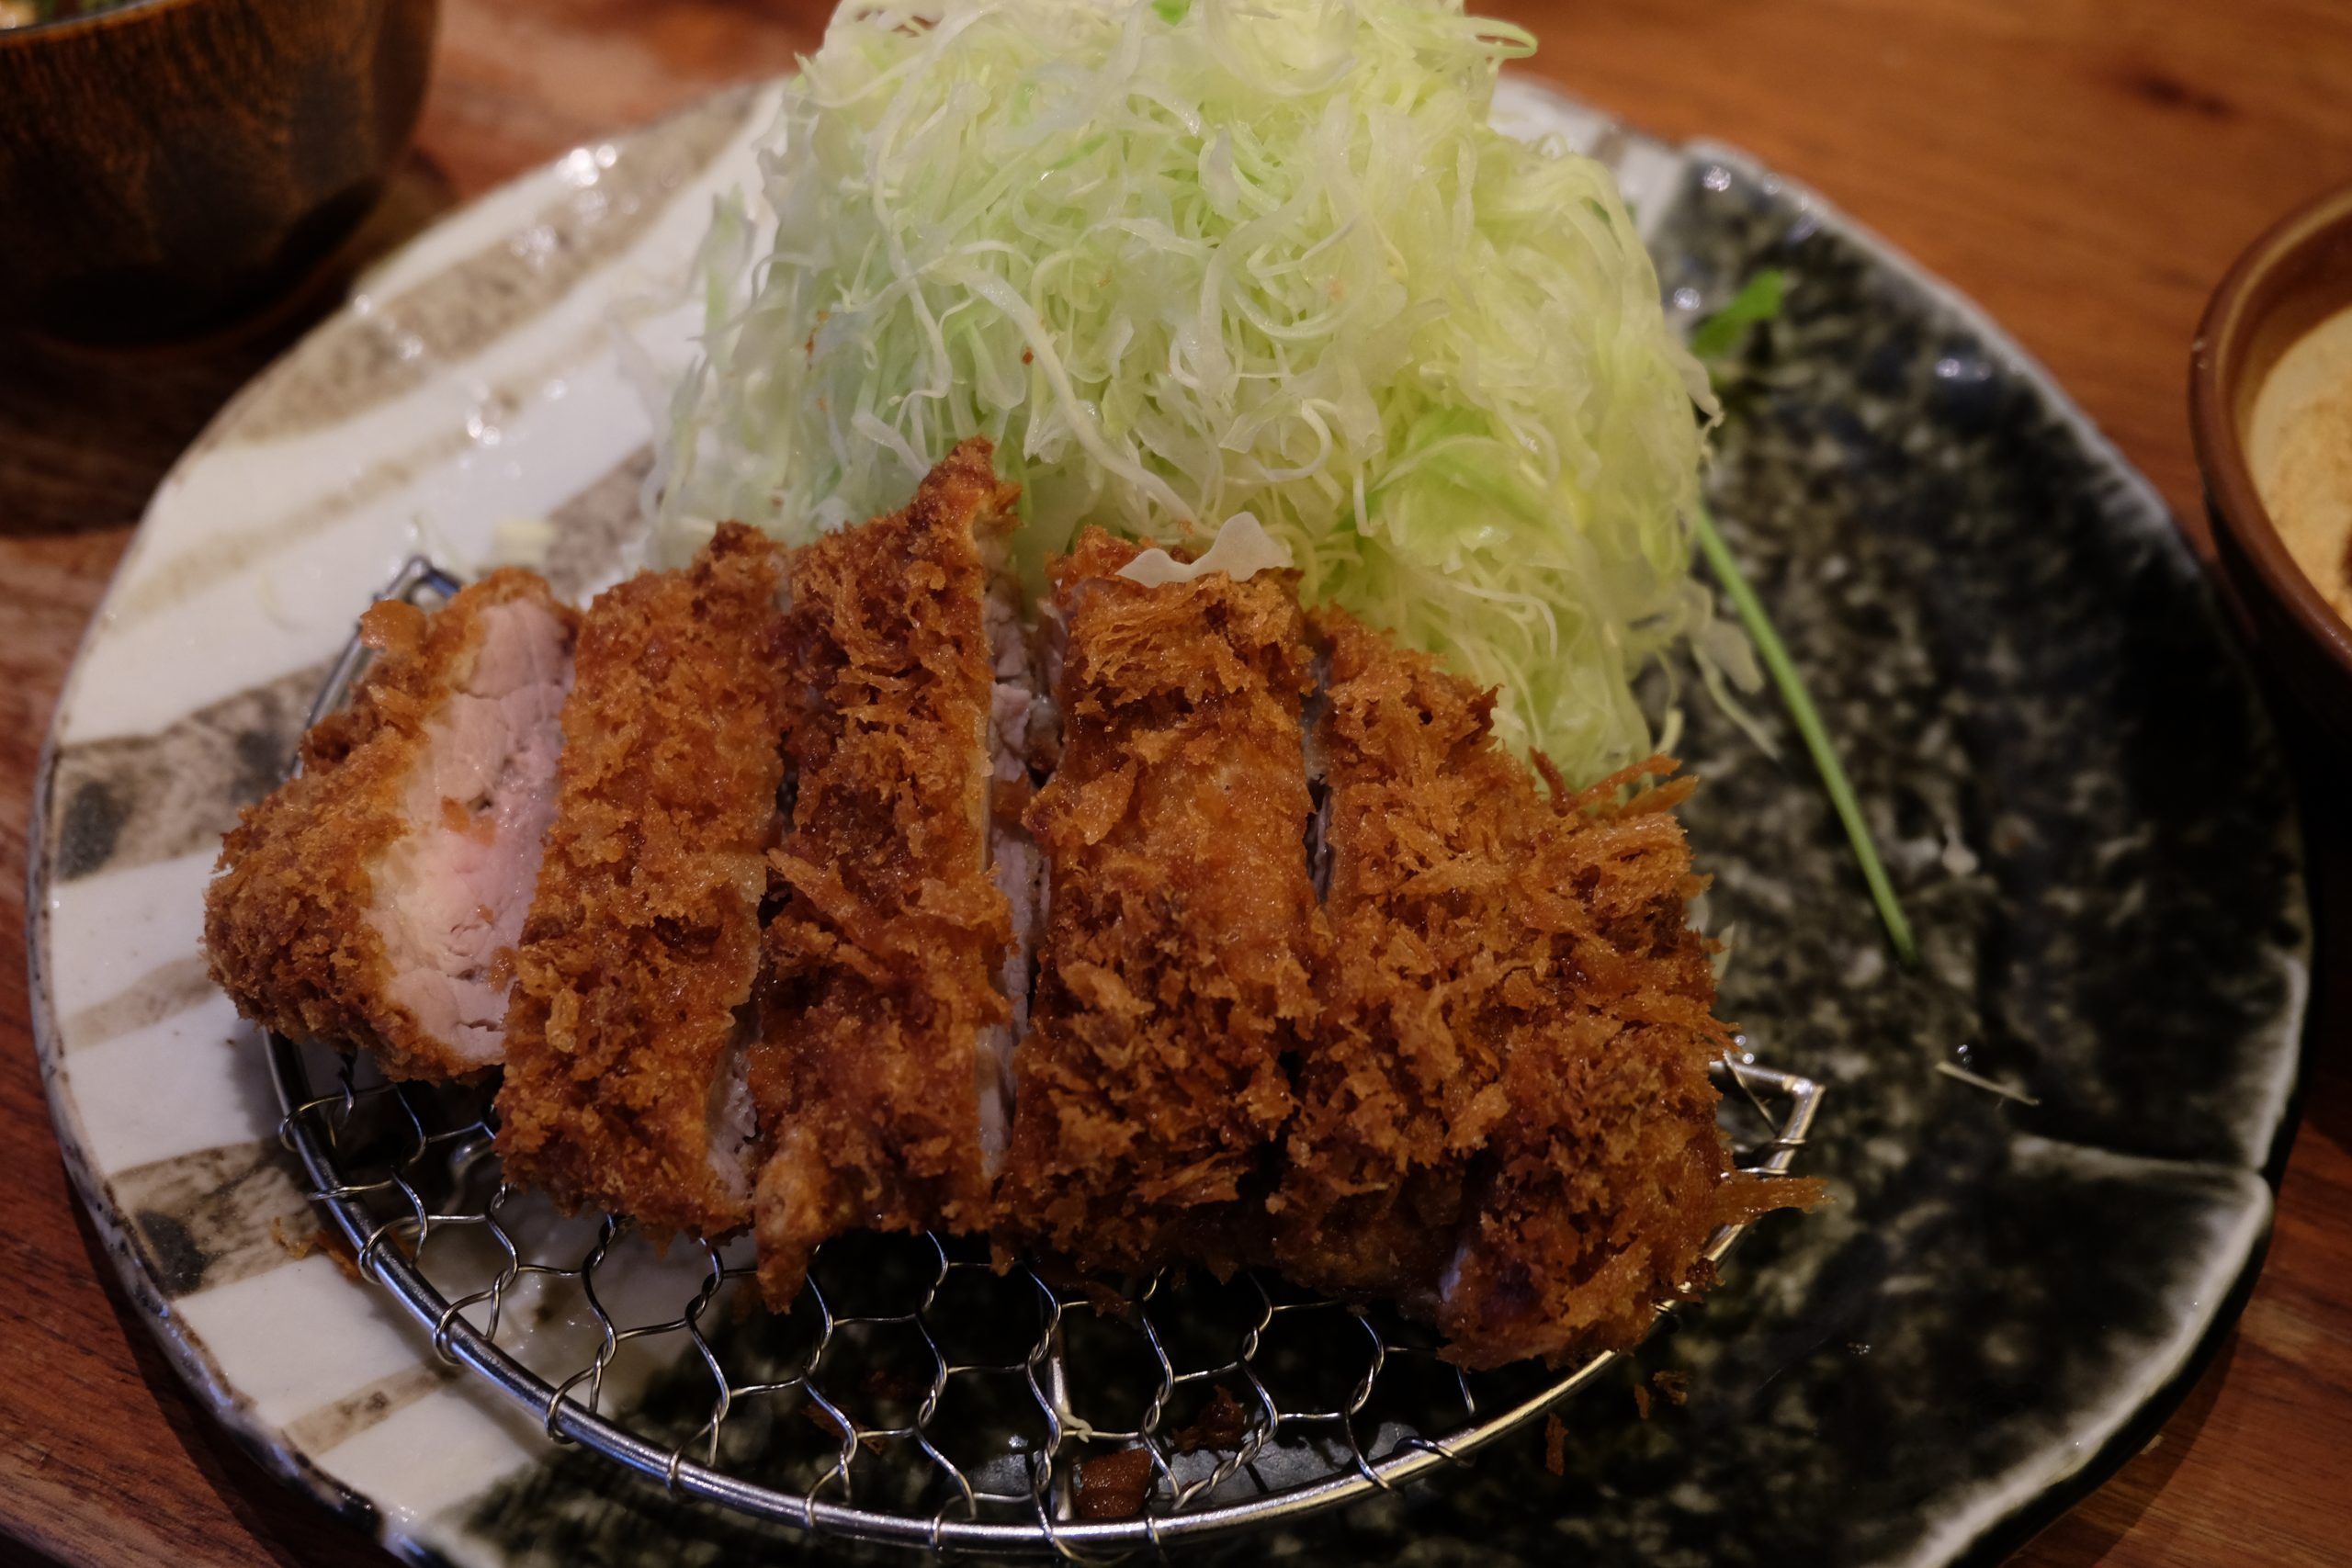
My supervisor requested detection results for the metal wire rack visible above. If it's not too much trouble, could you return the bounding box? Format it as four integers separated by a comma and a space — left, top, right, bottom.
266, 558, 1824, 1559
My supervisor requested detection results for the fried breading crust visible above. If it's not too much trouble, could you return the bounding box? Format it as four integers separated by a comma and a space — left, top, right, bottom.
1273, 609, 1812, 1366
1435, 759, 1815, 1370
1267, 608, 1529, 1303
751, 439, 1019, 1307
495, 525, 790, 1237
992, 528, 1320, 1277
203, 571, 576, 1081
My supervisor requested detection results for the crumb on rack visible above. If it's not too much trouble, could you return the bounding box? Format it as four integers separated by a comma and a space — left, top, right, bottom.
1170, 1385, 1250, 1454
273, 1215, 362, 1281
269, 1216, 320, 1260
1075, 1446, 1155, 1519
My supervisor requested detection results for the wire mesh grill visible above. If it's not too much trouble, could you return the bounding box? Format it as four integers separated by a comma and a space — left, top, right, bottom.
266, 558, 1825, 1558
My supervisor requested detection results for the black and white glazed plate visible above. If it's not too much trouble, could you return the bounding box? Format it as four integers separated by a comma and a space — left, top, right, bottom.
26, 75, 2307, 1567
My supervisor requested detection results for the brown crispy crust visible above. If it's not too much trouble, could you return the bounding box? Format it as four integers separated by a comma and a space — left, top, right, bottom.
991, 527, 1320, 1278
202, 570, 576, 1081
1267, 608, 1531, 1302
495, 525, 790, 1238
1274, 609, 1813, 1367
751, 439, 1019, 1307
1435, 758, 1815, 1370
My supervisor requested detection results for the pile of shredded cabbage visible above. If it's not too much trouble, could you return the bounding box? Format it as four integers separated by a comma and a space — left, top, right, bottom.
655, 0, 1740, 778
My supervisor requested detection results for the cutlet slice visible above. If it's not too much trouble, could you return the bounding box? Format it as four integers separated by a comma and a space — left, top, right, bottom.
750, 439, 1023, 1307
204, 570, 576, 1081
495, 525, 790, 1239
1277, 611, 1811, 1366
992, 526, 1320, 1279
1433, 760, 1814, 1371
1268, 608, 1526, 1305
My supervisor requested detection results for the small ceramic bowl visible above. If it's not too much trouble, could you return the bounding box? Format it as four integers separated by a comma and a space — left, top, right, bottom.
2190, 179, 2352, 749
0, 0, 439, 344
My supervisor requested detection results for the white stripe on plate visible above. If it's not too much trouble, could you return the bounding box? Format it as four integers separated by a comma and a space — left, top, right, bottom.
315, 1368, 552, 1550
176, 1254, 447, 1431
62, 993, 274, 1174
43, 850, 215, 1023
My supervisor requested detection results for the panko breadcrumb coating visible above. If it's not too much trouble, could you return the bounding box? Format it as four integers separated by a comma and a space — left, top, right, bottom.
1268, 607, 1526, 1304
1278, 608, 1813, 1367
751, 439, 1020, 1308
1433, 758, 1815, 1370
203, 570, 576, 1081
992, 527, 1321, 1278
495, 525, 790, 1239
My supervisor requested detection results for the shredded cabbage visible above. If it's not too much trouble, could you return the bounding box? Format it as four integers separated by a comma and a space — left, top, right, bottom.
656, 0, 1729, 779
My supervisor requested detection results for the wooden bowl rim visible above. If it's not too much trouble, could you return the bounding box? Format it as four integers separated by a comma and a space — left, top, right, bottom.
2189, 177, 2352, 679
0, 0, 208, 50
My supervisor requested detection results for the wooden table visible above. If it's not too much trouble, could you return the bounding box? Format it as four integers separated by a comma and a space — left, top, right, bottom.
4, 1, 2347, 1563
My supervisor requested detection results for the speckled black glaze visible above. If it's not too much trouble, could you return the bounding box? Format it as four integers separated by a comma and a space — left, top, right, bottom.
444, 155, 2308, 1567
1665, 159, 2304, 1176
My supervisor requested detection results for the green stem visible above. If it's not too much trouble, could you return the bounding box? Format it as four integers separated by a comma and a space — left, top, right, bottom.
1693, 503, 1919, 966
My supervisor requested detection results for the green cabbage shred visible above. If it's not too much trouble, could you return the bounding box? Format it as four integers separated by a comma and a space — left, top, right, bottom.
657, 0, 1732, 780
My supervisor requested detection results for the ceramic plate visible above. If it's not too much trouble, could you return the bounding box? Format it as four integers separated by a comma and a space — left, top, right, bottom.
27, 76, 2307, 1568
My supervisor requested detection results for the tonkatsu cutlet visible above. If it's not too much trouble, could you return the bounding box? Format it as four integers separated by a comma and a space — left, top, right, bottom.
751, 439, 1021, 1308
204, 570, 576, 1080
1268, 608, 1526, 1305
208, 441, 1810, 1372
1433, 760, 1813, 1370
992, 527, 1321, 1279
495, 525, 790, 1239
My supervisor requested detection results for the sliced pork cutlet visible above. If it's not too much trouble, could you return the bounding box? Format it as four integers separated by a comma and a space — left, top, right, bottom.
1434, 759, 1815, 1371
1268, 607, 1528, 1305
992, 527, 1320, 1280
205, 570, 576, 1081
495, 525, 790, 1240
750, 439, 1023, 1308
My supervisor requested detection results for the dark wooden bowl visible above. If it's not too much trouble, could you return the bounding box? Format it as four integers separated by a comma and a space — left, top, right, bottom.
2189, 177, 2352, 754
0, 0, 438, 344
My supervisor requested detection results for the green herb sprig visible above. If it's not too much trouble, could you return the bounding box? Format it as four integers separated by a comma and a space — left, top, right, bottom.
1692, 504, 1918, 965
1690, 271, 1918, 965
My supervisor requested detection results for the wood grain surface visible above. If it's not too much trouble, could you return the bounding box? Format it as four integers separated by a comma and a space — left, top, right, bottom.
3, 2, 2347, 1564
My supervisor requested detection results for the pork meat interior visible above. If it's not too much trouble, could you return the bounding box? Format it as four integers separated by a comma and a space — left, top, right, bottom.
204, 570, 577, 1080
